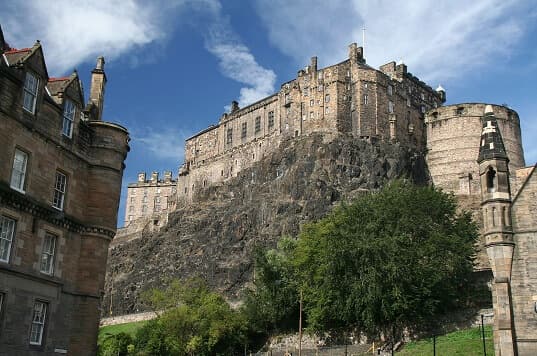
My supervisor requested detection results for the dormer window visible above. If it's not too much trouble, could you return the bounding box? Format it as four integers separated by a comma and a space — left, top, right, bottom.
62, 99, 75, 137
23, 72, 39, 114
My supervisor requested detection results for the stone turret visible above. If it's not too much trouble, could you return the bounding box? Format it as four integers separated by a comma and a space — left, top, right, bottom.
477, 104, 516, 356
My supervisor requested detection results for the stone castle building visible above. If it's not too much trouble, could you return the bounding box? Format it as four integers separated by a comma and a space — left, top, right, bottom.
124, 171, 177, 227
0, 25, 129, 355
176, 44, 445, 202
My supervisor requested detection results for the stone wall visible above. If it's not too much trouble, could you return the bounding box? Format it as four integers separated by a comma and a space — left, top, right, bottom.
510, 166, 537, 354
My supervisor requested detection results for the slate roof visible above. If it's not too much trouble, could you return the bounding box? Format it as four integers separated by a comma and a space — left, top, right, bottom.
47, 77, 71, 96
3, 47, 32, 65
477, 110, 509, 163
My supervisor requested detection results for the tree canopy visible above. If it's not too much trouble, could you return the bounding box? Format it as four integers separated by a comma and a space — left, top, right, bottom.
246, 180, 479, 337
134, 278, 247, 356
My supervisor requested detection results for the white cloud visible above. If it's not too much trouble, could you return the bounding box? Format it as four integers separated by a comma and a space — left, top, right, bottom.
1, 0, 275, 107
254, 0, 533, 83
0, 0, 167, 74
203, 3, 276, 108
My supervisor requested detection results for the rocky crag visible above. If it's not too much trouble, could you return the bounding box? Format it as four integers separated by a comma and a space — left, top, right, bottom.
103, 133, 428, 316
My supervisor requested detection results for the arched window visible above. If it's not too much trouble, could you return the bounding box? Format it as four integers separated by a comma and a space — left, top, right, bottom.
486, 166, 496, 193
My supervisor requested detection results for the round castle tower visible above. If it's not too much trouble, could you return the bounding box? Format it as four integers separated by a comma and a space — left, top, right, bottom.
425, 103, 525, 195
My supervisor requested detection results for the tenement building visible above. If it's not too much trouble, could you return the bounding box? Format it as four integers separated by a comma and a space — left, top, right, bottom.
124, 171, 177, 226
0, 26, 129, 355
176, 43, 445, 202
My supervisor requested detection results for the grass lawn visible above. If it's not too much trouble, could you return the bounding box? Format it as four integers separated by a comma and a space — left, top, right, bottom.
98, 320, 147, 345
397, 326, 494, 355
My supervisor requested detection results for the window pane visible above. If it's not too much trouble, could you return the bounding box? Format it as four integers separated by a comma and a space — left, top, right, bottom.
0, 216, 16, 262
40, 234, 56, 274
62, 99, 75, 137
23, 73, 38, 113
10, 149, 28, 191
29, 302, 47, 345
52, 172, 67, 210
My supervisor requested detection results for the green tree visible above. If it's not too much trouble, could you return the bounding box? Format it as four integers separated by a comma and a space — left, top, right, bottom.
98, 332, 134, 356
135, 278, 247, 356
294, 180, 478, 336
242, 237, 300, 333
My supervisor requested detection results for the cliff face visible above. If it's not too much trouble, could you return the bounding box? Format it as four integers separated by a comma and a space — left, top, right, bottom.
104, 133, 427, 316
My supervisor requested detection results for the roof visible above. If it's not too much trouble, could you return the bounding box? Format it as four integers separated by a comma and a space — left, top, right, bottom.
477, 106, 508, 163
3, 47, 32, 65
47, 76, 71, 96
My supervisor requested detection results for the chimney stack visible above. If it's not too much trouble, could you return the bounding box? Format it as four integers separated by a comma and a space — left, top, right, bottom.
310, 56, 318, 72
89, 56, 107, 120
138, 172, 146, 182
151, 171, 159, 183
164, 171, 172, 183
231, 100, 240, 113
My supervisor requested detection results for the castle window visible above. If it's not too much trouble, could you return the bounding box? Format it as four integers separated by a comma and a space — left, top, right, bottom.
388, 101, 394, 113
486, 166, 496, 193
387, 85, 393, 96
10, 148, 28, 193
285, 93, 290, 104
310, 99, 314, 107
29, 301, 47, 345
227, 128, 233, 144
310, 111, 314, 119
0, 215, 16, 263
62, 99, 76, 138
255, 116, 261, 133
363, 94, 368, 105
40, 233, 56, 275
129, 215, 134, 221
406, 98, 411, 107
325, 94, 330, 103
241, 122, 247, 139
304, 88, 309, 96
420, 105, 426, 113
420, 93, 425, 100
325, 107, 330, 114
318, 84, 323, 91
52, 172, 67, 211
142, 205, 147, 213
130, 197, 134, 203
129, 205, 134, 212
364, 82, 368, 89
268, 111, 275, 128
23, 72, 39, 114
143, 196, 148, 203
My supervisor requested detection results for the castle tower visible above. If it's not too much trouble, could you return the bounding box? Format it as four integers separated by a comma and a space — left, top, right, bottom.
477, 105, 516, 356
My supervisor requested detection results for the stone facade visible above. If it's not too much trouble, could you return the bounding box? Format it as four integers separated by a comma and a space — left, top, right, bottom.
124, 171, 177, 227
177, 44, 443, 202
0, 26, 129, 356
477, 105, 536, 355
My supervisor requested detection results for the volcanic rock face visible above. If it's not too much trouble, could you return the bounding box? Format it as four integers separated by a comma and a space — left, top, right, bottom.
103, 133, 427, 316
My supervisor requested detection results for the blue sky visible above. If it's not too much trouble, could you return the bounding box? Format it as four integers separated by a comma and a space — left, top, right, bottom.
2, 0, 537, 226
